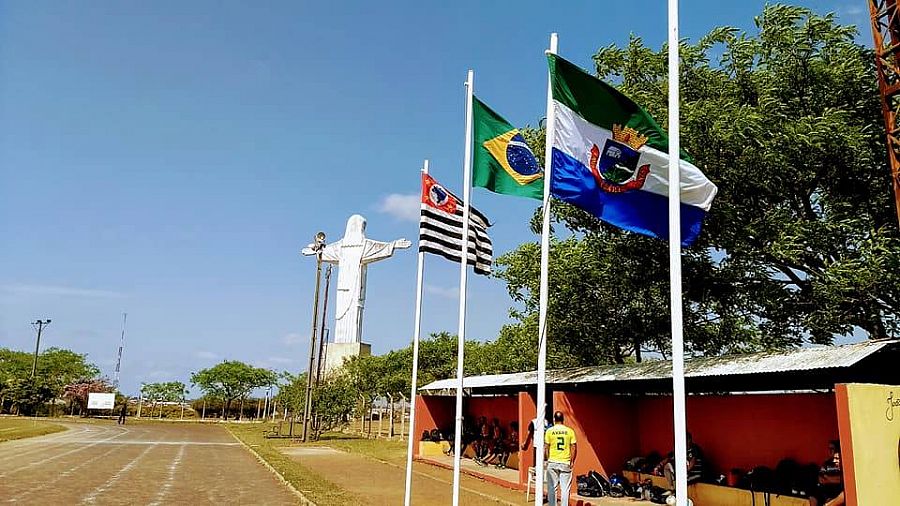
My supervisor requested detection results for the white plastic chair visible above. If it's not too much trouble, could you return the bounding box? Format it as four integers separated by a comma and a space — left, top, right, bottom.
525, 467, 536, 502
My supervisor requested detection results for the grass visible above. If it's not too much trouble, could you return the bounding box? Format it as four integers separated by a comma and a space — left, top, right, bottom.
226, 423, 360, 506
0, 417, 66, 442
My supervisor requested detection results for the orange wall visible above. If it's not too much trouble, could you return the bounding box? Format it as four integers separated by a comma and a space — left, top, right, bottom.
637, 393, 838, 472
465, 396, 518, 428
553, 391, 639, 478
413, 395, 454, 455
518, 392, 537, 484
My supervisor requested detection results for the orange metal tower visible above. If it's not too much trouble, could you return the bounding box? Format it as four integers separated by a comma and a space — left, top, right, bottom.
869, 0, 900, 225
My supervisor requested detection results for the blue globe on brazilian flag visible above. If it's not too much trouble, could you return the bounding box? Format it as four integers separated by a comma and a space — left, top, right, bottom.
473, 97, 543, 200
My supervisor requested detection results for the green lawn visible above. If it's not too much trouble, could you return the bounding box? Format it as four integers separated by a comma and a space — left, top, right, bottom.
226, 423, 360, 506
0, 417, 66, 442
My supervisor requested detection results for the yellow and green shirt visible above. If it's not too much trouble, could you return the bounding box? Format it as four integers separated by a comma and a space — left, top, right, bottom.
544, 424, 576, 464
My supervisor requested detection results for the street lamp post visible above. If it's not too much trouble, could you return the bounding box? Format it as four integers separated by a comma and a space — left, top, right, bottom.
30, 319, 51, 378
301, 231, 326, 442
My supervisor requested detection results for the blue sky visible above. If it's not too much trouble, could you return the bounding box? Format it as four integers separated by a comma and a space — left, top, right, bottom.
0, 1, 866, 396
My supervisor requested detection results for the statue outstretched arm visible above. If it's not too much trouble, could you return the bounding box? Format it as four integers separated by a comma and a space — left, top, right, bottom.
302, 240, 342, 264
361, 238, 410, 264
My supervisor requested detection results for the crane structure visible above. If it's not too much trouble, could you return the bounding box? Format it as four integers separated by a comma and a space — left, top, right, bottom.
869, 0, 900, 225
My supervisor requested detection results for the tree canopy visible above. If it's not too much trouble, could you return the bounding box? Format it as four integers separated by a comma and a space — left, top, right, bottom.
141, 381, 188, 403
191, 361, 277, 417
0, 347, 101, 415
495, 4, 900, 367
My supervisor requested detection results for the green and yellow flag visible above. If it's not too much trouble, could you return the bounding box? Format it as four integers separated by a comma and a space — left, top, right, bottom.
472, 97, 543, 200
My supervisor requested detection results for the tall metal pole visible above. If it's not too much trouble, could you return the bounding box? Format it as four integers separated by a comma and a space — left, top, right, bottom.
30, 319, 51, 378
535, 33, 559, 506
114, 313, 127, 388
451, 69, 475, 506
314, 265, 333, 388
403, 160, 429, 506
302, 232, 326, 442
668, 2, 689, 504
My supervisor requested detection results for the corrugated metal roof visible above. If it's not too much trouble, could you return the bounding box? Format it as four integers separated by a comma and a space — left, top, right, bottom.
419, 339, 895, 393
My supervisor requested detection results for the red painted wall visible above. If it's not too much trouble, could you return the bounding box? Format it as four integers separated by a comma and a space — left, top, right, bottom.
637, 393, 838, 472
465, 396, 518, 428
413, 395, 454, 456
518, 391, 537, 484
553, 391, 640, 478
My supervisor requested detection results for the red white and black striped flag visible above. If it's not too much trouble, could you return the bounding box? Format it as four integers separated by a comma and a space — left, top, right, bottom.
419, 173, 492, 275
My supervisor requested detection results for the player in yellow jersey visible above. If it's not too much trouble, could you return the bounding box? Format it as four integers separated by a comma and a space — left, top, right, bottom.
544, 411, 577, 506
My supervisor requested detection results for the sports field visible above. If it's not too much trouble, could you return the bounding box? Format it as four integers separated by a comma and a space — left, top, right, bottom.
0, 420, 298, 504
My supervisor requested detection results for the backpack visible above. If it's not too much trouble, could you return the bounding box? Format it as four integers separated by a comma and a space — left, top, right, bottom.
576, 474, 603, 497
588, 470, 610, 496
607, 473, 633, 498
649, 485, 671, 504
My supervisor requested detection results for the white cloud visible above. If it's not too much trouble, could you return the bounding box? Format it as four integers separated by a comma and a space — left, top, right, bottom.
377, 193, 420, 222
281, 332, 306, 346
1, 283, 124, 298
425, 284, 458, 299
194, 350, 219, 360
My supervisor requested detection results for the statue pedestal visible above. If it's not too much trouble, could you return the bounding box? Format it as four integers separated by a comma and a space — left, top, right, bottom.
323, 342, 371, 374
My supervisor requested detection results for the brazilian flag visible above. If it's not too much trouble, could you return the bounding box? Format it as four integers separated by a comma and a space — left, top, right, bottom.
472, 97, 543, 200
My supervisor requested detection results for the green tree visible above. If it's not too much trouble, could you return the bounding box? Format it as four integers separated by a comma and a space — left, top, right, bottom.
141, 381, 188, 403
191, 361, 276, 419
62, 378, 114, 415
0, 347, 101, 414
496, 4, 900, 367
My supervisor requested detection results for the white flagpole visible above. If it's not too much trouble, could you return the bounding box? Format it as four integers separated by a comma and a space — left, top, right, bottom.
451, 70, 475, 506
668, 2, 689, 505
535, 32, 558, 506
403, 159, 429, 506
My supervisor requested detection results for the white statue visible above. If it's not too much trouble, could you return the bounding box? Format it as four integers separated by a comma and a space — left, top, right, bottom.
305, 215, 410, 344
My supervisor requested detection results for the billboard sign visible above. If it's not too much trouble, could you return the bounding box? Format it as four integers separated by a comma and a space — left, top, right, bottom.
87, 392, 115, 410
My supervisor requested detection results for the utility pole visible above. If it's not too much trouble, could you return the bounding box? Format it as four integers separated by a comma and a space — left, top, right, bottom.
314, 265, 333, 389
114, 313, 127, 388
301, 231, 326, 442
30, 319, 51, 378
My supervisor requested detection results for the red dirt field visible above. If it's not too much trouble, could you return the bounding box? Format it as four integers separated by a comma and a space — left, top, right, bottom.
0, 421, 298, 505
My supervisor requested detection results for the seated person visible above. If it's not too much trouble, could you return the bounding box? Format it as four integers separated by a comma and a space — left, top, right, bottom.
497, 421, 519, 469
654, 432, 705, 489
809, 440, 844, 506
482, 422, 506, 467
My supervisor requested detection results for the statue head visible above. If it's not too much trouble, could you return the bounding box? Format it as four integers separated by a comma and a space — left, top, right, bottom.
344, 215, 367, 245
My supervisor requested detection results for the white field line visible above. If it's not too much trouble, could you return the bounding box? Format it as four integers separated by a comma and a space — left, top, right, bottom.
6, 444, 122, 503
79, 444, 155, 504
147, 444, 185, 506
0, 426, 130, 478
0, 425, 92, 463
48, 440, 239, 445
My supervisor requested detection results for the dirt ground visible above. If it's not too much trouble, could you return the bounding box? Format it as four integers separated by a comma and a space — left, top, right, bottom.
0, 420, 298, 505
279, 446, 646, 506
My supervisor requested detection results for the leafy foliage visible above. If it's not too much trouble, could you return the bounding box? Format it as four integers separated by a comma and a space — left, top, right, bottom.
191, 361, 277, 418
496, 4, 900, 367
62, 378, 114, 414
141, 381, 188, 403
0, 347, 101, 414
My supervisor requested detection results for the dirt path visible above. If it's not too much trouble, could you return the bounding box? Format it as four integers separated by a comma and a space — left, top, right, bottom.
280, 446, 531, 505
0, 421, 298, 505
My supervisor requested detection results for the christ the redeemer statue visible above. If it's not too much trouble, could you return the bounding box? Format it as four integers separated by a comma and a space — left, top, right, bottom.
314, 215, 410, 347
